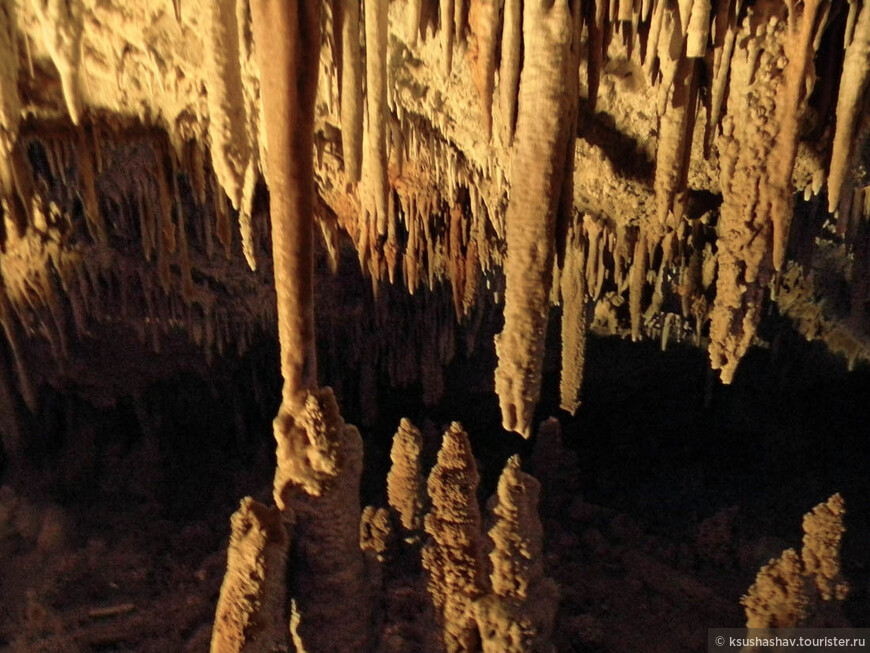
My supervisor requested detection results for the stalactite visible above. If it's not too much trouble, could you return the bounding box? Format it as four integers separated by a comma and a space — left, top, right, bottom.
441, 0, 456, 76
407, 0, 424, 44
239, 160, 259, 271
251, 0, 319, 406
0, 3, 20, 236
423, 422, 485, 653
210, 499, 291, 653
386, 418, 426, 534
33, 0, 84, 125
709, 0, 823, 384
365, 0, 390, 237
202, 0, 251, 210
467, 0, 499, 140
653, 13, 697, 227
559, 216, 588, 416
494, 0, 576, 438
472, 456, 559, 653
629, 230, 647, 342
686, 0, 712, 57
342, 0, 364, 182
827, 1, 870, 213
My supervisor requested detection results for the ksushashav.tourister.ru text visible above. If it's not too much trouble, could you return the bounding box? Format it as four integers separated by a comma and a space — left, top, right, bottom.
729, 636, 866, 648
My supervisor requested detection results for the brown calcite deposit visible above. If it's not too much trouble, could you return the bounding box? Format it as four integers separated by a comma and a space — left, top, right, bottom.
1, 1, 870, 651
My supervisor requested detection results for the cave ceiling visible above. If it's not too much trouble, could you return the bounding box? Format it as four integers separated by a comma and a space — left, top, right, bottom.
0, 0, 868, 442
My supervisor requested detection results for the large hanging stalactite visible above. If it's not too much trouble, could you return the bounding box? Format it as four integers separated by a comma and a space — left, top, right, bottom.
708, 0, 825, 384
250, 0, 319, 407
493, 0, 578, 438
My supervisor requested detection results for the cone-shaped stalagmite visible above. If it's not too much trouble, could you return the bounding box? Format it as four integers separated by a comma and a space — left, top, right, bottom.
494, 0, 578, 437
211, 499, 291, 653
423, 422, 485, 653
473, 456, 559, 653
386, 417, 426, 533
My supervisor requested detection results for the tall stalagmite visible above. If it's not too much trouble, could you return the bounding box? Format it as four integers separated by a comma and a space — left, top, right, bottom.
277, 393, 370, 652
386, 418, 426, 533
211, 499, 291, 653
472, 456, 559, 653
494, 0, 577, 437
423, 422, 485, 653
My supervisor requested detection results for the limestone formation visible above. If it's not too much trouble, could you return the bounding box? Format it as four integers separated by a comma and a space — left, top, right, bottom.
423, 422, 486, 653
473, 456, 559, 653
386, 418, 426, 534
741, 494, 849, 628
211, 499, 291, 653
250, 0, 319, 407
494, 0, 578, 438
801, 493, 849, 602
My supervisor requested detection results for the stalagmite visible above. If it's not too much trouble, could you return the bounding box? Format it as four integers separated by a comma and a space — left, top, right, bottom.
467, 0, 499, 139
272, 389, 371, 652
559, 217, 587, 416
827, 1, 870, 213
801, 493, 849, 602
203, 0, 251, 210
423, 422, 485, 653
494, 0, 576, 438
211, 499, 291, 653
386, 417, 426, 533
742, 548, 811, 628
472, 456, 559, 653
365, 0, 390, 236
342, 0, 364, 182
742, 493, 849, 628
251, 0, 319, 405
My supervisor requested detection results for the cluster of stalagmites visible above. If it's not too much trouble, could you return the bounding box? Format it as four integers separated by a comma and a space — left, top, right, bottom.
212, 417, 560, 653
742, 493, 850, 628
